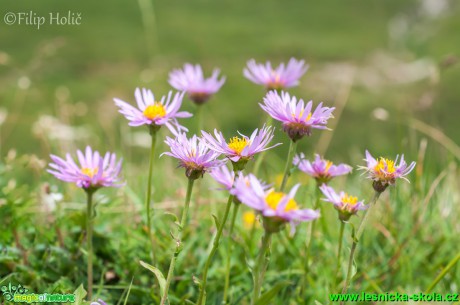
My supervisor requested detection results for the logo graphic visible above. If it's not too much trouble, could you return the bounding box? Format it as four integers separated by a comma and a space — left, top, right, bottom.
1, 282, 76, 303
1, 282, 29, 301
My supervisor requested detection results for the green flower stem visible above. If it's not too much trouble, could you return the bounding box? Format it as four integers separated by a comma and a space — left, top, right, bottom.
340, 191, 381, 301
251, 231, 272, 305
223, 202, 241, 304
280, 140, 298, 192
302, 186, 321, 295
86, 190, 95, 301
160, 178, 195, 305
146, 129, 157, 263
334, 221, 346, 287
425, 251, 460, 294
197, 193, 235, 305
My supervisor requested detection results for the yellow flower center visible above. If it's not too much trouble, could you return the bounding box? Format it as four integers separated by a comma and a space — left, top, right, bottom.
228, 136, 248, 155
296, 109, 312, 121
325, 160, 333, 173
374, 158, 396, 174
81, 167, 98, 178
267, 72, 284, 89
265, 191, 298, 212
187, 149, 196, 158
143, 103, 166, 120
342, 193, 358, 206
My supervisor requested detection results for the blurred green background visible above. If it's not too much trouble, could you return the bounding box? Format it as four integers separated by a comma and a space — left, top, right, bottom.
1, 0, 459, 165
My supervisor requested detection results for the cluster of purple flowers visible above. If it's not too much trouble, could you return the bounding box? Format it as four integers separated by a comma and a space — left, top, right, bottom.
46, 58, 416, 303
48, 57, 416, 237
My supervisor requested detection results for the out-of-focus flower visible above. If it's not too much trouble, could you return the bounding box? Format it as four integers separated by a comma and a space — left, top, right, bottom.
294, 153, 352, 184
0, 108, 7, 126
90, 300, 108, 305
33, 115, 89, 141
359, 150, 416, 192
48, 146, 123, 190
243, 58, 308, 90
169, 63, 225, 105
209, 164, 236, 191
320, 184, 366, 221
260, 91, 335, 141
233, 173, 319, 234
40, 183, 63, 213
201, 125, 281, 166
242, 210, 260, 229
114, 88, 192, 135
162, 133, 224, 180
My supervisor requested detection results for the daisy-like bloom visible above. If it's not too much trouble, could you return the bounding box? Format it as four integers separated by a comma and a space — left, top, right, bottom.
162, 133, 225, 180
114, 88, 192, 135
233, 173, 319, 234
91, 300, 108, 305
209, 164, 236, 191
359, 150, 416, 192
201, 125, 281, 168
260, 91, 335, 142
293, 153, 352, 184
320, 184, 366, 221
48, 146, 123, 190
169, 63, 226, 105
243, 58, 308, 90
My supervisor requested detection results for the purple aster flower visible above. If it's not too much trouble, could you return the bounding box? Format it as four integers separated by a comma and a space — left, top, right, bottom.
48, 146, 123, 190
209, 164, 236, 191
169, 63, 226, 105
260, 91, 335, 141
243, 58, 309, 90
201, 125, 281, 166
293, 153, 352, 183
162, 133, 225, 180
233, 173, 319, 234
91, 300, 108, 305
114, 88, 192, 135
320, 184, 366, 221
359, 150, 416, 192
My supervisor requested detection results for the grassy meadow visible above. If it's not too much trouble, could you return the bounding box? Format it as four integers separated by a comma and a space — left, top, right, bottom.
1, 0, 460, 304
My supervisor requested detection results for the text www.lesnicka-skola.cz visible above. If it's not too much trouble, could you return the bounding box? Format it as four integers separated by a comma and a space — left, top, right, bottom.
329, 292, 459, 302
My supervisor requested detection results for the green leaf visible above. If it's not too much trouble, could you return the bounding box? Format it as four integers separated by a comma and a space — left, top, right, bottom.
254, 281, 291, 305
163, 211, 179, 223
314, 301, 324, 305
140, 260, 166, 296
123, 277, 134, 305
70, 284, 86, 305
211, 214, 221, 230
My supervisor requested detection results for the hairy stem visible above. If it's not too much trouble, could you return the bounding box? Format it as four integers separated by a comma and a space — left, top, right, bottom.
160, 178, 195, 305
280, 140, 298, 192
86, 190, 95, 301
334, 221, 346, 287
340, 191, 381, 304
251, 231, 272, 304
302, 186, 321, 295
223, 202, 241, 303
146, 130, 157, 263
197, 193, 234, 305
